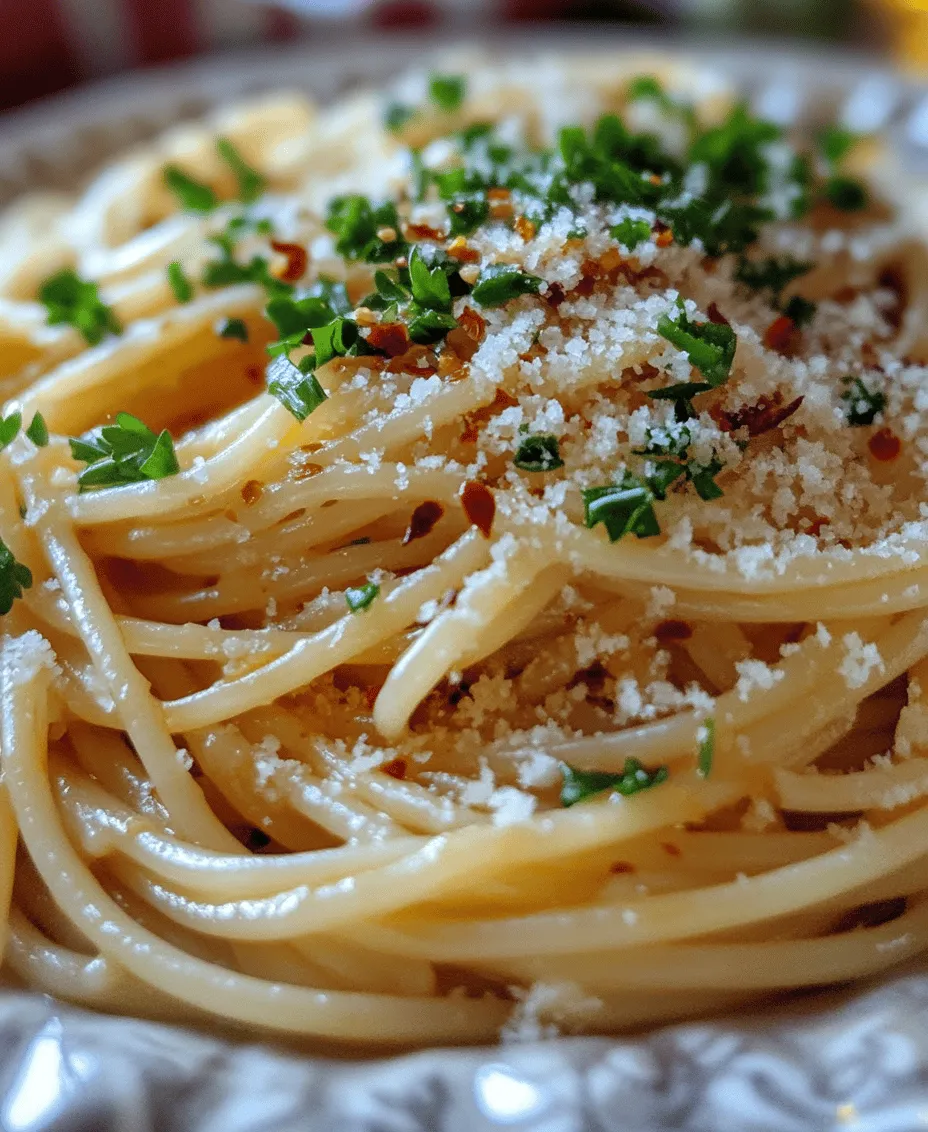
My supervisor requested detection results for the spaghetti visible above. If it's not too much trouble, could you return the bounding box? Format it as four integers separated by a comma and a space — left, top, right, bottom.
0, 53, 927, 1046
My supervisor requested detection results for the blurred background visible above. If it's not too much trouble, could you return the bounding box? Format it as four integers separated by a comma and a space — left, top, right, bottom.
0, 0, 925, 115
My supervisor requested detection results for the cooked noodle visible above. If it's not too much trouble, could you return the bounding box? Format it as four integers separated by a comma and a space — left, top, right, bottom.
1, 52, 927, 1046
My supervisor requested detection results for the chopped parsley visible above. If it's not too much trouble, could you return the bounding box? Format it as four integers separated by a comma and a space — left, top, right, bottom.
582, 473, 661, 541
697, 718, 715, 778
734, 255, 812, 305
345, 581, 380, 612
0, 538, 32, 616
471, 264, 543, 308
610, 216, 652, 250
783, 295, 817, 328
216, 137, 265, 204
385, 102, 415, 134
646, 380, 713, 422
216, 317, 248, 341
429, 73, 466, 114
167, 261, 193, 303
657, 301, 737, 388
560, 758, 669, 807
69, 413, 180, 491
824, 175, 867, 212
0, 412, 21, 450
25, 412, 48, 447
38, 269, 121, 346
325, 195, 406, 262
842, 377, 885, 426
819, 125, 858, 165
164, 165, 217, 212
514, 434, 563, 473
266, 355, 328, 422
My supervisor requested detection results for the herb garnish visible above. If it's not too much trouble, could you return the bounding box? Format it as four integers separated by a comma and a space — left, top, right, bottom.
266, 355, 328, 421
611, 216, 652, 250
842, 376, 885, 426
216, 317, 249, 341
0, 413, 21, 450
429, 74, 466, 113
582, 474, 661, 541
25, 413, 48, 447
657, 300, 737, 388
514, 434, 563, 472
38, 269, 121, 345
735, 255, 812, 305
0, 538, 32, 616
560, 758, 669, 807
385, 102, 415, 134
345, 581, 380, 612
471, 264, 543, 308
216, 137, 266, 204
167, 261, 193, 303
69, 413, 180, 490
697, 718, 715, 778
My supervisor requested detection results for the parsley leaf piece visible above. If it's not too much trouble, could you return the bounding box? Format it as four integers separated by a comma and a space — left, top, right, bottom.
325, 195, 406, 263
70, 412, 179, 491
697, 718, 715, 778
385, 102, 415, 134
687, 458, 725, 501
783, 295, 817, 328
38, 269, 121, 346
0, 412, 21, 450
471, 264, 543, 308
265, 294, 337, 357
690, 103, 781, 197
429, 73, 466, 113
0, 538, 32, 616
216, 317, 248, 341
164, 165, 217, 212
824, 175, 868, 212
345, 580, 380, 612
646, 381, 712, 422
560, 757, 669, 807
841, 376, 885, 426
734, 255, 812, 304
448, 194, 489, 237
611, 217, 652, 250
820, 125, 858, 165
406, 308, 458, 345
627, 75, 672, 107
25, 412, 48, 447
408, 246, 452, 312
514, 433, 563, 473
216, 137, 266, 204
167, 261, 193, 303
633, 424, 691, 459
582, 472, 661, 542
266, 355, 328, 422
657, 302, 736, 388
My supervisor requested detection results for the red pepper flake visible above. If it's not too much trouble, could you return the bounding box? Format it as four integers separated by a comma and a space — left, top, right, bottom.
868, 427, 901, 462
654, 228, 674, 248
457, 306, 486, 343
764, 315, 798, 354
514, 215, 536, 241
270, 240, 308, 283
364, 685, 380, 711
706, 302, 730, 326
660, 841, 682, 858
487, 187, 512, 220
878, 266, 907, 331
654, 619, 692, 643
721, 394, 804, 438
460, 481, 495, 538
403, 500, 444, 545
446, 236, 480, 263
461, 387, 518, 443
544, 282, 566, 307
245, 365, 264, 385
240, 479, 263, 505
609, 861, 636, 874
382, 758, 407, 780
367, 321, 410, 357
404, 222, 445, 242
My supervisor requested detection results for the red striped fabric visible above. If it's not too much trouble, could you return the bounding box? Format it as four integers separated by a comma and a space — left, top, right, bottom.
0, 0, 574, 112
125, 0, 201, 65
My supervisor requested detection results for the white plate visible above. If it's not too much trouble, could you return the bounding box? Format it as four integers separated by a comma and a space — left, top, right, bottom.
2, 34, 928, 1132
